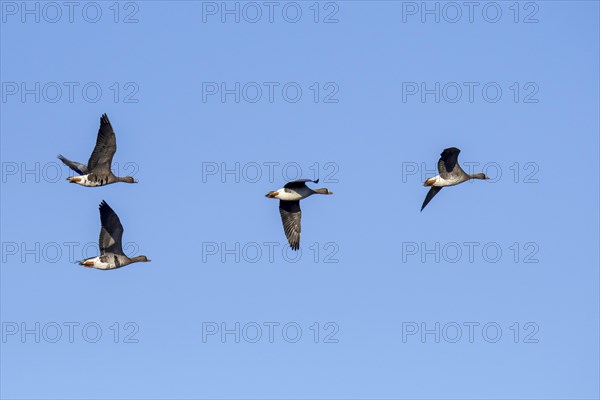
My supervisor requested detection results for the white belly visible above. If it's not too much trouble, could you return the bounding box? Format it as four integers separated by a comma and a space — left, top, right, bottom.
278, 186, 313, 201
433, 175, 462, 187
277, 191, 303, 201
73, 174, 103, 187
84, 256, 115, 270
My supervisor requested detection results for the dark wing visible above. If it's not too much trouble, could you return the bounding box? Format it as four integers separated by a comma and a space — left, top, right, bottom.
421, 187, 443, 211
284, 179, 319, 189
57, 154, 88, 175
438, 147, 462, 177
87, 114, 116, 174
279, 200, 301, 251
98, 200, 124, 255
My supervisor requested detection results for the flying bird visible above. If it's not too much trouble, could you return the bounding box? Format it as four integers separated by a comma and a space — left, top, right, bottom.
79, 200, 150, 270
266, 179, 333, 250
58, 114, 137, 186
421, 147, 489, 211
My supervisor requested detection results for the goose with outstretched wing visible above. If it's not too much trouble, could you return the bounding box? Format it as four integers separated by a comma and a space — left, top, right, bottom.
79, 200, 150, 270
58, 114, 137, 187
266, 179, 333, 251
421, 147, 489, 211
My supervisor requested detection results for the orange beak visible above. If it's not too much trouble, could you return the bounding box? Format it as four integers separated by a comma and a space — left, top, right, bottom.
82, 260, 94, 267
67, 177, 81, 183
265, 191, 278, 198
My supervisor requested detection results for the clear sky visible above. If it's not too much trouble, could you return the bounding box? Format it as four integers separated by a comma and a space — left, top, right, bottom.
1, 1, 599, 399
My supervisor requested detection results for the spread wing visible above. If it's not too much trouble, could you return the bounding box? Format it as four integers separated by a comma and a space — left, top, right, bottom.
421, 187, 443, 211
284, 179, 318, 189
279, 200, 301, 251
87, 114, 116, 174
98, 200, 124, 255
438, 147, 463, 178
57, 154, 88, 175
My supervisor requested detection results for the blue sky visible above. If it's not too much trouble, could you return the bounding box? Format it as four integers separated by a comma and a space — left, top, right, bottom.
1, 1, 599, 399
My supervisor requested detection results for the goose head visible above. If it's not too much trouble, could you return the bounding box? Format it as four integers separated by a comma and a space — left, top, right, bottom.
313, 188, 333, 195
120, 176, 138, 183
131, 255, 151, 263
471, 173, 489, 180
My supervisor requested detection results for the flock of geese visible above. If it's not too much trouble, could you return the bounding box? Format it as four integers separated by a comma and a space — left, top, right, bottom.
60, 114, 489, 270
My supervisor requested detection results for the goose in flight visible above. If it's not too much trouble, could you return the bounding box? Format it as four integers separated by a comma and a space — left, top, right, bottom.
58, 114, 137, 186
79, 200, 150, 270
266, 179, 333, 251
421, 147, 489, 211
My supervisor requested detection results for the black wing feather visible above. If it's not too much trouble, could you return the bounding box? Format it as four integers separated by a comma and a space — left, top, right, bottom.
284, 179, 318, 189
279, 200, 301, 250
87, 114, 117, 174
439, 147, 461, 174
98, 200, 124, 255
421, 187, 443, 211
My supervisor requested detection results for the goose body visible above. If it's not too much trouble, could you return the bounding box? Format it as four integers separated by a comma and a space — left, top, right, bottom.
79, 200, 150, 270
266, 179, 333, 251
425, 174, 468, 187
267, 184, 315, 201
421, 147, 489, 211
59, 114, 137, 187
80, 255, 118, 270
67, 173, 106, 187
